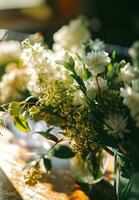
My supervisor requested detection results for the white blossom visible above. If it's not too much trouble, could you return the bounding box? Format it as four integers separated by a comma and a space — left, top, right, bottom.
85, 51, 110, 75
74, 59, 85, 78
104, 114, 129, 139
53, 16, 91, 51
91, 39, 105, 51
54, 49, 71, 65
121, 86, 139, 127
21, 42, 51, 72
21, 42, 56, 94
73, 90, 84, 106
0, 41, 21, 65
132, 79, 139, 92
21, 42, 73, 95
117, 63, 135, 84
0, 69, 29, 104
85, 77, 107, 99
54, 65, 73, 85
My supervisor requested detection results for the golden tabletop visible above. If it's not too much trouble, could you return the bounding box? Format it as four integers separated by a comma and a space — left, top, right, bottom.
0, 125, 115, 200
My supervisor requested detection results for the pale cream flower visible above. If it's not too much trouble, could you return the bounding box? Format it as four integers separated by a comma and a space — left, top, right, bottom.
0, 69, 29, 104
132, 79, 139, 92
21, 42, 55, 94
54, 64, 73, 85
85, 51, 110, 75
73, 90, 84, 106
54, 49, 71, 66
74, 59, 85, 78
117, 63, 135, 84
85, 77, 107, 99
53, 16, 91, 51
121, 86, 139, 127
21, 42, 51, 71
91, 39, 105, 51
0, 41, 21, 65
104, 114, 129, 139
21, 42, 73, 95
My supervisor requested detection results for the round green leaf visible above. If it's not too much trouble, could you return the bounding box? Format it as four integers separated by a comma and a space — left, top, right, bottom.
43, 157, 52, 172
13, 115, 30, 132
52, 145, 76, 158
26, 96, 38, 103
35, 131, 59, 143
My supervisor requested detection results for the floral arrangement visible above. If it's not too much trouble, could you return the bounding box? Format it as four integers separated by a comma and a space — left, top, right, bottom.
1, 16, 139, 199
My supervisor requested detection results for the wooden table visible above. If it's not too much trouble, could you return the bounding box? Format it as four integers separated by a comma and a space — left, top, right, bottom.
0, 125, 115, 200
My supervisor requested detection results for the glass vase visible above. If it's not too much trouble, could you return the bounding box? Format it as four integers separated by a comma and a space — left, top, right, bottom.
70, 148, 108, 184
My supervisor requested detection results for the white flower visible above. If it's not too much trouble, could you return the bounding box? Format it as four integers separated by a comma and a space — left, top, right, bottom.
117, 63, 135, 84
104, 114, 129, 139
85, 77, 107, 99
21, 42, 55, 94
53, 16, 91, 51
54, 49, 71, 65
91, 39, 105, 51
74, 59, 85, 78
21, 42, 73, 95
54, 65, 73, 85
21, 42, 51, 72
26, 68, 40, 95
54, 49, 87, 82
121, 86, 139, 127
85, 51, 110, 75
73, 90, 84, 106
0, 69, 29, 104
132, 79, 139, 92
0, 41, 21, 65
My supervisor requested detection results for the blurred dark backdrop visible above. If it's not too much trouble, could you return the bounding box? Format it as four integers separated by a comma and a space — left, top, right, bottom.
85, 0, 139, 46
0, 0, 139, 47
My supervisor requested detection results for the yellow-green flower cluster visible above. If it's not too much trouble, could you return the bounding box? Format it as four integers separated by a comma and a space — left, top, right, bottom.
40, 80, 73, 117
24, 165, 43, 186
65, 106, 97, 152
36, 80, 97, 152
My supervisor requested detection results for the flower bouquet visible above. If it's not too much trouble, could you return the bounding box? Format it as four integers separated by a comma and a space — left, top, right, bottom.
1, 16, 139, 200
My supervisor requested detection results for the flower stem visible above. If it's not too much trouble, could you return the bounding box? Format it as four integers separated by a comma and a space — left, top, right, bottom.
103, 146, 114, 156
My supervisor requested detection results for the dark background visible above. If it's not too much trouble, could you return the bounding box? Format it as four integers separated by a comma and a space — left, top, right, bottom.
0, 0, 139, 47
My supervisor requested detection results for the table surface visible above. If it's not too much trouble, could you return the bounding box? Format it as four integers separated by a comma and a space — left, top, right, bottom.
0, 125, 115, 200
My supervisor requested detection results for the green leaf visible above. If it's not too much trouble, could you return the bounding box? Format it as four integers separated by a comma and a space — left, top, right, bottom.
82, 63, 92, 80
35, 130, 59, 143
9, 102, 20, 116
112, 50, 116, 60
42, 157, 52, 172
64, 56, 75, 72
26, 96, 38, 104
13, 115, 30, 132
76, 53, 82, 61
98, 132, 118, 147
45, 127, 54, 133
52, 145, 76, 158
107, 63, 113, 72
0, 106, 5, 112
71, 73, 86, 92
69, 56, 75, 69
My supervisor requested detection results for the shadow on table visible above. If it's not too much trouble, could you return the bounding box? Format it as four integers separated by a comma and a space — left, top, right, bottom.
40, 169, 76, 194
77, 179, 116, 200
0, 168, 23, 200
40, 168, 116, 200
